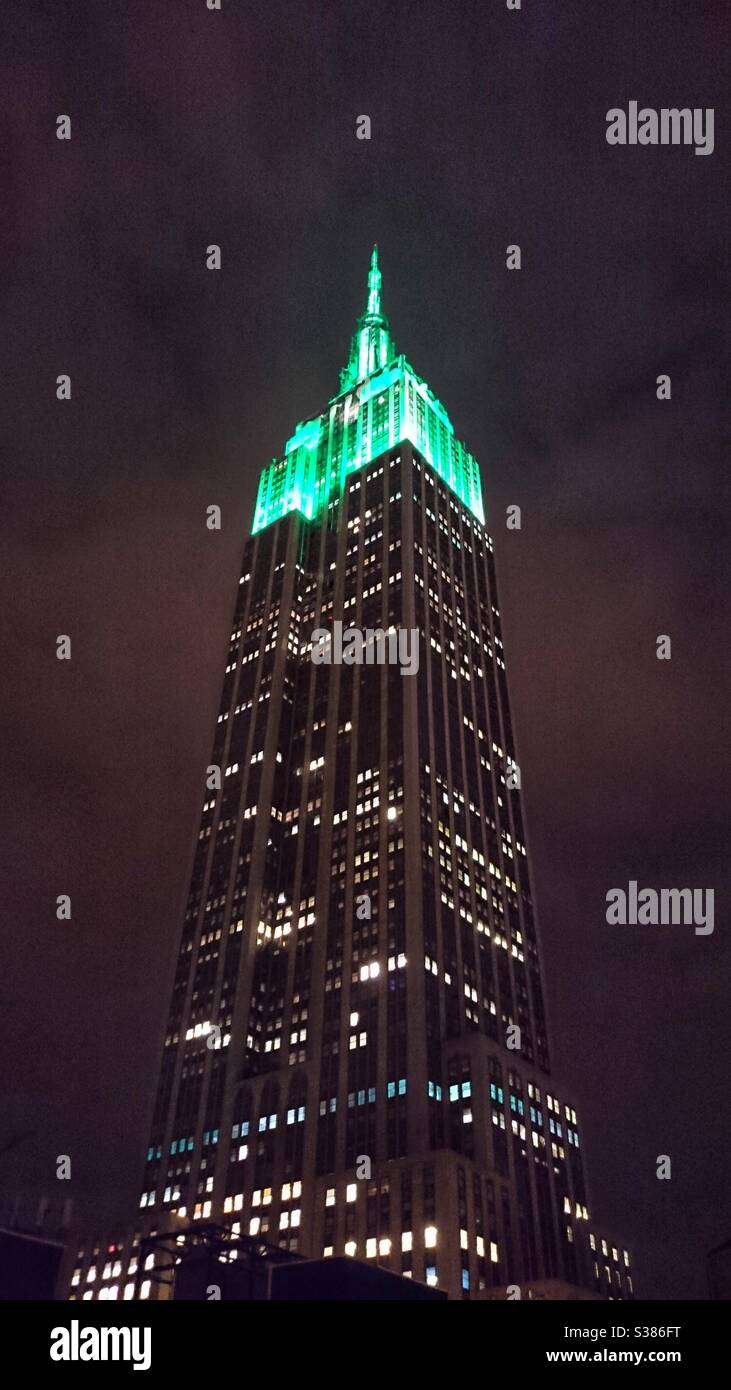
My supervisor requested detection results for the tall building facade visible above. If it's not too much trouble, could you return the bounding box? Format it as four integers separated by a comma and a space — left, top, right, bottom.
68, 250, 633, 1301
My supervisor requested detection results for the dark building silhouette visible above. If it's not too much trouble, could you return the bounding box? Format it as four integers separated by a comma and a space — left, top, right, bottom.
0, 1194, 71, 1300
708, 1238, 731, 1300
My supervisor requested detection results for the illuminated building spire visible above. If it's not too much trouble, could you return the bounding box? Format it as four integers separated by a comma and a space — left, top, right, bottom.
366, 243, 382, 316
252, 247, 486, 533
340, 244, 397, 391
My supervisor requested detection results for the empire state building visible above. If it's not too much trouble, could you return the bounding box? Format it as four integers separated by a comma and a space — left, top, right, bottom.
68, 249, 633, 1302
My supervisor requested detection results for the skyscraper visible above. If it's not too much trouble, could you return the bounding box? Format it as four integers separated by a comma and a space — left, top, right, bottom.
68, 249, 633, 1302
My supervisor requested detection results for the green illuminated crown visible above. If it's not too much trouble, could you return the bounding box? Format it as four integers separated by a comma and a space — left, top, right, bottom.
252, 247, 484, 533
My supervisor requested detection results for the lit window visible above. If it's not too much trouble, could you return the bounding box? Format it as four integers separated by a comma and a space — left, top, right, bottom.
379, 1238, 391, 1256
401, 1231, 412, 1252
344, 1240, 357, 1257
326, 1188, 335, 1207
346, 1183, 357, 1203
424, 1226, 437, 1249
249, 1217, 260, 1236
366, 1238, 377, 1258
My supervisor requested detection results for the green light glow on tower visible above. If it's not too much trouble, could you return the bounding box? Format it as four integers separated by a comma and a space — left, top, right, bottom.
252, 248, 485, 534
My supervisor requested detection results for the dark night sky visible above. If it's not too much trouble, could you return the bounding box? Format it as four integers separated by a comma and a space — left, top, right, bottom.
1, 0, 728, 1299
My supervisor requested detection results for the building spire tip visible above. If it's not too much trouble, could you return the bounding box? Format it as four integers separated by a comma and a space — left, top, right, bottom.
366, 245, 382, 319
339, 246, 393, 392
